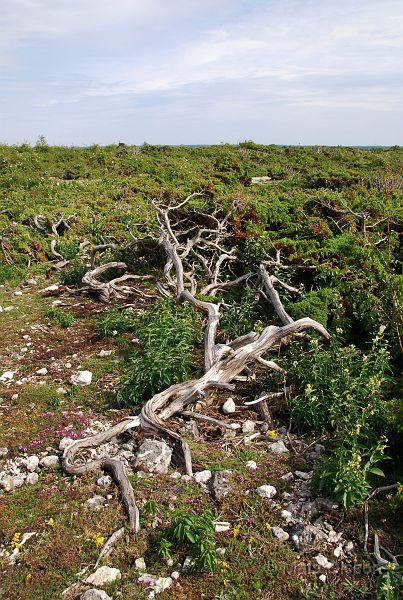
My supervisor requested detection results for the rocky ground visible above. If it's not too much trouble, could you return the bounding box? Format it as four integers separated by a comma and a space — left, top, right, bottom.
0, 278, 396, 599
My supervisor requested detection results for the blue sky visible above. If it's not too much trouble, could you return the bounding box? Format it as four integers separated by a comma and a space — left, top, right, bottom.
1, 0, 402, 145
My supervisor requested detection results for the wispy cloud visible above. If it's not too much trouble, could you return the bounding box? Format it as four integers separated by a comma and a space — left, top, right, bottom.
0, 0, 402, 144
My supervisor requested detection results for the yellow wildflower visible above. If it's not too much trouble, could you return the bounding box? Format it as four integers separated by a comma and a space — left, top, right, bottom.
223, 579, 230, 587
26, 573, 32, 582
11, 532, 21, 549
92, 532, 105, 548
47, 517, 55, 526
232, 524, 241, 538
267, 430, 278, 439
221, 561, 229, 569
265, 522, 271, 530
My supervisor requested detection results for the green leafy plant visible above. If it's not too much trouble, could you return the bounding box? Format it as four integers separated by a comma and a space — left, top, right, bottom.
97, 307, 137, 337
376, 562, 403, 600
59, 258, 87, 286
157, 509, 217, 573
46, 307, 75, 328
286, 328, 394, 508
117, 298, 201, 407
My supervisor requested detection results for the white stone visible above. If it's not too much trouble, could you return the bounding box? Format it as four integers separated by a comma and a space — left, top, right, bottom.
99, 350, 113, 357
256, 485, 277, 499
214, 521, 231, 532
26, 472, 39, 485
25, 456, 39, 472
344, 541, 354, 553
56, 387, 68, 395
4, 306, 14, 312
295, 471, 311, 480
216, 547, 226, 556
319, 574, 327, 583
242, 420, 255, 433
85, 566, 121, 587
59, 437, 74, 451
251, 176, 272, 184
42, 284, 59, 293
25, 278, 37, 286
86, 495, 107, 509
14, 290, 23, 296
171, 571, 180, 580
0, 371, 15, 382
169, 471, 182, 479
36, 367, 48, 376
40, 455, 59, 468
281, 510, 293, 521
222, 398, 236, 414
315, 554, 333, 569
182, 556, 193, 571
134, 439, 172, 474
245, 460, 258, 470
333, 545, 343, 558
70, 370, 92, 386
135, 557, 146, 570
281, 472, 294, 481
97, 475, 112, 487
81, 590, 112, 600
271, 526, 289, 541
0, 447, 8, 458
194, 470, 212, 484
267, 440, 289, 455
154, 577, 172, 593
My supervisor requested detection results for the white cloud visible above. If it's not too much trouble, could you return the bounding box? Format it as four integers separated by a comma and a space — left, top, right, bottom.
1, 0, 402, 143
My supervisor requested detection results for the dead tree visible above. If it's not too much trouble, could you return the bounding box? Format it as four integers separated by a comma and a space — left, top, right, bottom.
62, 193, 330, 533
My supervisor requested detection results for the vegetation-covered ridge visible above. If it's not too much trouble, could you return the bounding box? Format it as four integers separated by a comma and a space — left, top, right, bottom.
0, 142, 402, 599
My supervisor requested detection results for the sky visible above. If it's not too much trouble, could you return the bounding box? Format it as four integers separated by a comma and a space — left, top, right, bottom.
1, 0, 402, 146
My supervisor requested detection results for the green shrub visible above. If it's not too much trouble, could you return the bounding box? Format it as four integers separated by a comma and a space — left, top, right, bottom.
157, 509, 217, 573
46, 307, 75, 328
117, 298, 201, 407
59, 258, 87, 286
97, 307, 137, 337
286, 328, 395, 508
56, 239, 80, 261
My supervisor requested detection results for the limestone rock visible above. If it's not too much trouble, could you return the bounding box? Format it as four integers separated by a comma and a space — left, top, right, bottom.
70, 371, 93, 386
267, 440, 288, 454
210, 470, 232, 502
194, 470, 212, 484
245, 460, 258, 470
97, 475, 112, 487
86, 495, 107, 509
36, 367, 48, 376
98, 350, 113, 357
289, 523, 327, 552
222, 398, 236, 414
40, 455, 59, 468
315, 554, 333, 569
59, 437, 74, 451
85, 566, 121, 587
0, 371, 15, 382
251, 176, 272, 184
272, 526, 289, 541
179, 419, 201, 440
26, 472, 39, 485
256, 485, 277, 499
134, 439, 172, 474
242, 420, 255, 433
25, 456, 39, 472
135, 557, 146, 570
81, 590, 112, 600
